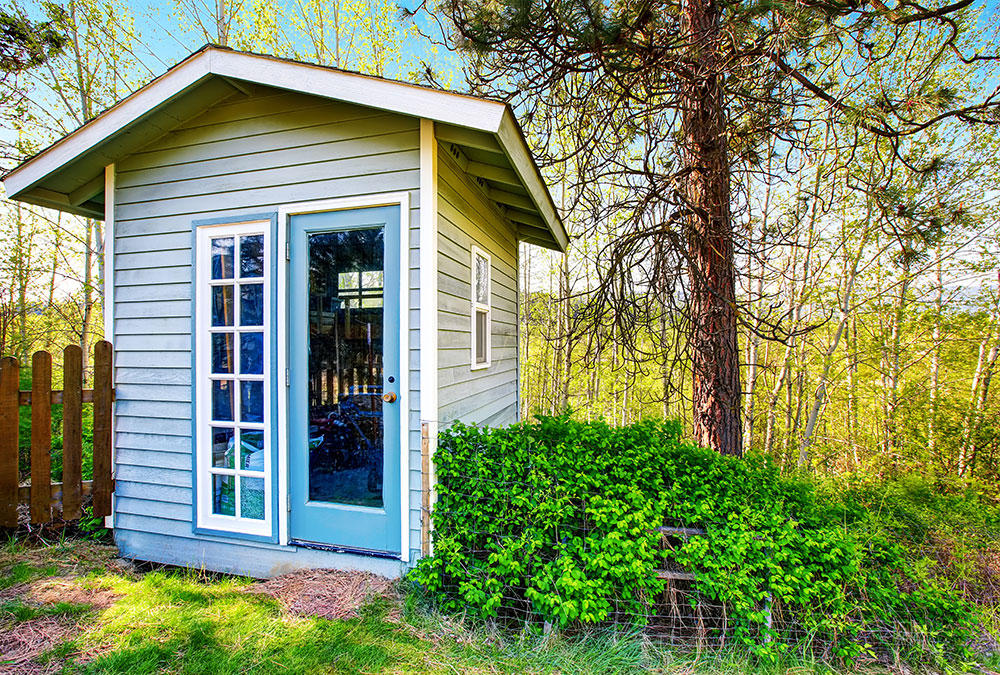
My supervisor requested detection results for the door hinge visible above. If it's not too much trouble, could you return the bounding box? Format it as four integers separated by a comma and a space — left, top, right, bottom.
285, 242, 290, 261
285, 368, 290, 387
287, 493, 292, 513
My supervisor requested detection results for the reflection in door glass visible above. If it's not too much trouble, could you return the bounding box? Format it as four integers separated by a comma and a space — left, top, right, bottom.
307, 228, 384, 508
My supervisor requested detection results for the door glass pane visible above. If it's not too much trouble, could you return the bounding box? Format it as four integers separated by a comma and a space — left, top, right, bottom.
475, 253, 489, 305
241, 429, 265, 471
212, 474, 235, 516
212, 380, 234, 421
476, 310, 488, 364
241, 476, 265, 519
240, 381, 264, 423
240, 235, 264, 278
212, 333, 234, 374
306, 228, 384, 508
240, 332, 264, 375
212, 286, 234, 326
212, 427, 234, 468
240, 284, 264, 326
212, 237, 234, 279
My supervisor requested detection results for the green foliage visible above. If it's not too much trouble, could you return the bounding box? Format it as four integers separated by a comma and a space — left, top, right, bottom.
17, 364, 96, 483
414, 415, 980, 663
415, 415, 676, 628
0, 2, 68, 74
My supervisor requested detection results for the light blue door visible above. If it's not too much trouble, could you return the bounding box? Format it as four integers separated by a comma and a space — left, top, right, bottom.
288, 206, 401, 554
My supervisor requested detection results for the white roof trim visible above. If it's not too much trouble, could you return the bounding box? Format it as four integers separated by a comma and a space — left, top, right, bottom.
4, 55, 211, 196
3, 46, 565, 250
209, 50, 507, 134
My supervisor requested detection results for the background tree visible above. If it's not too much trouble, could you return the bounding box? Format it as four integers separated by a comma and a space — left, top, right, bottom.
431, 0, 1000, 456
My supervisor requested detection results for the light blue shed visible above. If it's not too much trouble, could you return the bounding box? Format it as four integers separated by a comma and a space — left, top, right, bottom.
2, 45, 567, 577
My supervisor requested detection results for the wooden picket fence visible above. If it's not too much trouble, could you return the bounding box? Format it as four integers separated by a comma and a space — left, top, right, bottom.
0, 341, 114, 527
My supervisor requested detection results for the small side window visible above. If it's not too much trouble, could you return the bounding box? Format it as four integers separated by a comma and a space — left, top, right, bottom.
471, 246, 491, 369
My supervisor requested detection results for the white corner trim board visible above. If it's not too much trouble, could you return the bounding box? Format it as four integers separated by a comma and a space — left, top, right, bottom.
103, 163, 115, 529
419, 120, 440, 549
276, 192, 411, 559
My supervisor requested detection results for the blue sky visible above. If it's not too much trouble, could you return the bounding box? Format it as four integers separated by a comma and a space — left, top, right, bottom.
114, 0, 459, 87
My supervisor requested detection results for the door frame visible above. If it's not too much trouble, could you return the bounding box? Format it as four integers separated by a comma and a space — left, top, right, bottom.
276, 193, 411, 559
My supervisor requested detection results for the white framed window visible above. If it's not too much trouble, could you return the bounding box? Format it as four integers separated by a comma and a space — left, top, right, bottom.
470, 245, 491, 370
194, 220, 272, 537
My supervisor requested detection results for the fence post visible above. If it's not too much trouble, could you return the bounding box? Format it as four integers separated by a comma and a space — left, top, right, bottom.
92, 340, 113, 517
30, 351, 52, 524
421, 422, 431, 556
63, 345, 83, 520
0, 357, 18, 527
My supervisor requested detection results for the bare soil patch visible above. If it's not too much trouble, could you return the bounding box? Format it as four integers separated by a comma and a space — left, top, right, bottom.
248, 568, 398, 621
0, 615, 78, 675
0, 578, 121, 672
0, 575, 120, 609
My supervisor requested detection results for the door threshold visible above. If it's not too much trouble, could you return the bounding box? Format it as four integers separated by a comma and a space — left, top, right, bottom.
288, 539, 401, 560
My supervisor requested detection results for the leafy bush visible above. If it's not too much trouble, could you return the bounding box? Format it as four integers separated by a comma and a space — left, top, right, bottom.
17, 364, 95, 483
413, 415, 979, 663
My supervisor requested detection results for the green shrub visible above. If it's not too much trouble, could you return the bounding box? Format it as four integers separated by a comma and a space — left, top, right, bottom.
413, 415, 979, 663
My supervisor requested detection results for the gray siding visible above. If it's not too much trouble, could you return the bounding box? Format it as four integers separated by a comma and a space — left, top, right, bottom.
111, 84, 424, 572
437, 149, 520, 426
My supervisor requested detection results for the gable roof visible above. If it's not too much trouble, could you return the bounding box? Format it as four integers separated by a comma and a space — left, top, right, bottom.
2, 45, 567, 251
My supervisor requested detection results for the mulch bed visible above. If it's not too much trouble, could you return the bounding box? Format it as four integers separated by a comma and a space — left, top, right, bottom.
0, 577, 121, 675
247, 568, 398, 621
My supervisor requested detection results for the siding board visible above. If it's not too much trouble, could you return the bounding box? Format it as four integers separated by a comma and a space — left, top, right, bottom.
436, 151, 519, 427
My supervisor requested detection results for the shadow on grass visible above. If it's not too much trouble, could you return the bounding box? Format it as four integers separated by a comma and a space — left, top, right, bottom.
66, 571, 433, 674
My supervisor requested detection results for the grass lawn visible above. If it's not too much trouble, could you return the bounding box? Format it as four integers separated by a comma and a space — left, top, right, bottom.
0, 535, 961, 674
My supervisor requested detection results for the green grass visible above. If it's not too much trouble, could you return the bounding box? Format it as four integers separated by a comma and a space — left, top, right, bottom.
0, 537, 944, 674
0, 560, 59, 590
0, 598, 93, 621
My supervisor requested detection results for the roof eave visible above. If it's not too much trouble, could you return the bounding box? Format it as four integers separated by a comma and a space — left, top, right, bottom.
495, 109, 568, 252
3, 47, 567, 250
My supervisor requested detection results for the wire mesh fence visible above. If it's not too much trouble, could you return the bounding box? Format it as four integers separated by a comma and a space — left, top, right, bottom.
418, 466, 1000, 667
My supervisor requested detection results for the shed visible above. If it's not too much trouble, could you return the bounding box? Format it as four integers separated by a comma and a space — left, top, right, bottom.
2, 45, 567, 577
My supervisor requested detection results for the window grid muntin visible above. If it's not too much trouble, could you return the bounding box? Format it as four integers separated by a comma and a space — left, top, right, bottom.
199, 225, 270, 528
470, 245, 492, 369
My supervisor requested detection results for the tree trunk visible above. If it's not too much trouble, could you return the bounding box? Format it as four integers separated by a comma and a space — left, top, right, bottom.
928, 250, 942, 461
680, 0, 742, 456
559, 252, 571, 409
798, 227, 868, 465
15, 203, 31, 363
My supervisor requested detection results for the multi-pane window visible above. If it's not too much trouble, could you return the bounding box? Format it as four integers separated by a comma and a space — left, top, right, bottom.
196, 222, 271, 536
471, 246, 491, 369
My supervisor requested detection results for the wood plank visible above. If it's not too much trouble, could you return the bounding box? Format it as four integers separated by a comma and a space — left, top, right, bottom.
655, 570, 698, 582
17, 389, 110, 406
62, 345, 83, 520
0, 357, 19, 527
92, 340, 113, 517
30, 351, 52, 524
656, 526, 706, 538
421, 423, 431, 556
465, 161, 520, 187
17, 480, 95, 507
435, 124, 503, 154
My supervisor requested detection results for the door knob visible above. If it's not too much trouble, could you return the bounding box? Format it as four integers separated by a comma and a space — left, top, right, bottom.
382, 391, 397, 403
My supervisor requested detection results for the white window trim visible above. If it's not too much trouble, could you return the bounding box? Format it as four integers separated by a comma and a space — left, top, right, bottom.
470, 245, 492, 370
195, 219, 273, 538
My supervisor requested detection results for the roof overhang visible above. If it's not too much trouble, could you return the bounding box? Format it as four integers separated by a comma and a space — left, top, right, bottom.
2, 46, 567, 251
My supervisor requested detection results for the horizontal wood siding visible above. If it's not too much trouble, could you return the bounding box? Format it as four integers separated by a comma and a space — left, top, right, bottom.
111, 85, 422, 572
437, 149, 519, 427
